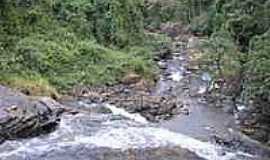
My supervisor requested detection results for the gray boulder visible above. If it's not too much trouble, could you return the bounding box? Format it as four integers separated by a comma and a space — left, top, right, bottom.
0, 85, 64, 143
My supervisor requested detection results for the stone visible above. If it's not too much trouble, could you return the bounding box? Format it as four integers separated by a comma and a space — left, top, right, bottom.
0, 145, 204, 160
157, 61, 167, 69
69, 84, 183, 122
108, 95, 181, 122
156, 47, 173, 60
187, 65, 200, 71
59, 99, 112, 114
0, 85, 64, 142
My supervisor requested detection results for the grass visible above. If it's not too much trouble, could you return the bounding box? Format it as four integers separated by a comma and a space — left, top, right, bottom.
0, 74, 59, 98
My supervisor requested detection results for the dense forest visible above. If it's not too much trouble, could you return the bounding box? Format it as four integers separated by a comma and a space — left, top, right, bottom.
0, 0, 269, 146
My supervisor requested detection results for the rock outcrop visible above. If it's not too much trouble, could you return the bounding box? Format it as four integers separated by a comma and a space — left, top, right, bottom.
71, 84, 183, 122
0, 85, 64, 143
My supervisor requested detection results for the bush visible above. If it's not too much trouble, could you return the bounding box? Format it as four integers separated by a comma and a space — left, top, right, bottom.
1, 31, 155, 91
53, 0, 145, 47
0, 0, 158, 93
0, 73, 58, 97
246, 30, 270, 100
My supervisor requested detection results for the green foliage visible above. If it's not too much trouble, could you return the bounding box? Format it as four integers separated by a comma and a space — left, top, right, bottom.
144, 32, 173, 52
202, 28, 240, 77
144, 0, 211, 28
1, 31, 155, 91
190, 4, 226, 35
144, 0, 216, 34
54, 0, 145, 47
191, 0, 270, 141
211, 0, 270, 49
0, 73, 58, 97
246, 30, 270, 98
0, 0, 156, 93
144, 0, 189, 29
198, 0, 270, 105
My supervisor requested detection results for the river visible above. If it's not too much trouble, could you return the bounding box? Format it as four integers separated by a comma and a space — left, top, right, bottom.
0, 41, 269, 160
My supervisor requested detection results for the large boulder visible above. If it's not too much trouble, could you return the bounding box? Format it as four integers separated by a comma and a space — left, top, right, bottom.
0, 85, 64, 143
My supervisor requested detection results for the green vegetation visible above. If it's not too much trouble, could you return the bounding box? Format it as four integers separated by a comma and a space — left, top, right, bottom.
144, 0, 270, 140
0, 0, 269, 108
152, 0, 269, 105
144, 0, 213, 30
0, 0, 155, 94
197, 0, 270, 144
199, 0, 270, 105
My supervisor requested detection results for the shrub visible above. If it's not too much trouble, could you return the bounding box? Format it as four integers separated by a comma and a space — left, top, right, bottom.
0, 0, 156, 93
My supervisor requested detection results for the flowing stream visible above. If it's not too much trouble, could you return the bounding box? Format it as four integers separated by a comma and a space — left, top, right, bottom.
0, 104, 255, 160
0, 47, 269, 160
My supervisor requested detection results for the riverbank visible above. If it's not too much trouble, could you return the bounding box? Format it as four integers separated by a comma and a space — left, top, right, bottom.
1, 31, 270, 159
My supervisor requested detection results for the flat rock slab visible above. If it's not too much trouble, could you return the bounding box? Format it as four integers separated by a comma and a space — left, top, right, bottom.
0, 85, 64, 142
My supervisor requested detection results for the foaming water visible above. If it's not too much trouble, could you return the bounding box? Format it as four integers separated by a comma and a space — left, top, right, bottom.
0, 106, 255, 160
76, 127, 254, 160
105, 104, 148, 124
169, 71, 183, 82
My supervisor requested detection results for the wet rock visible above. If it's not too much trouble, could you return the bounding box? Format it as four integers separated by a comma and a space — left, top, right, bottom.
158, 61, 167, 69
0, 85, 24, 97
109, 95, 183, 121
0, 145, 204, 160
187, 65, 200, 71
250, 129, 269, 143
0, 85, 63, 142
60, 99, 112, 114
236, 102, 270, 145
222, 105, 235, 114
156, 46, 173, 60
73, 84, 183, 122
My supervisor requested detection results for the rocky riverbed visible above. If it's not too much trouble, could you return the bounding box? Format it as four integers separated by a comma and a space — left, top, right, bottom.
62, 83, 183, 122
0, 36, 270, 159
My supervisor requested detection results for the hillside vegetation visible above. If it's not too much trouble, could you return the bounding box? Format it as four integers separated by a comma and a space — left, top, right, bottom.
0, 0, 155, 94
196, 0, 269, 109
